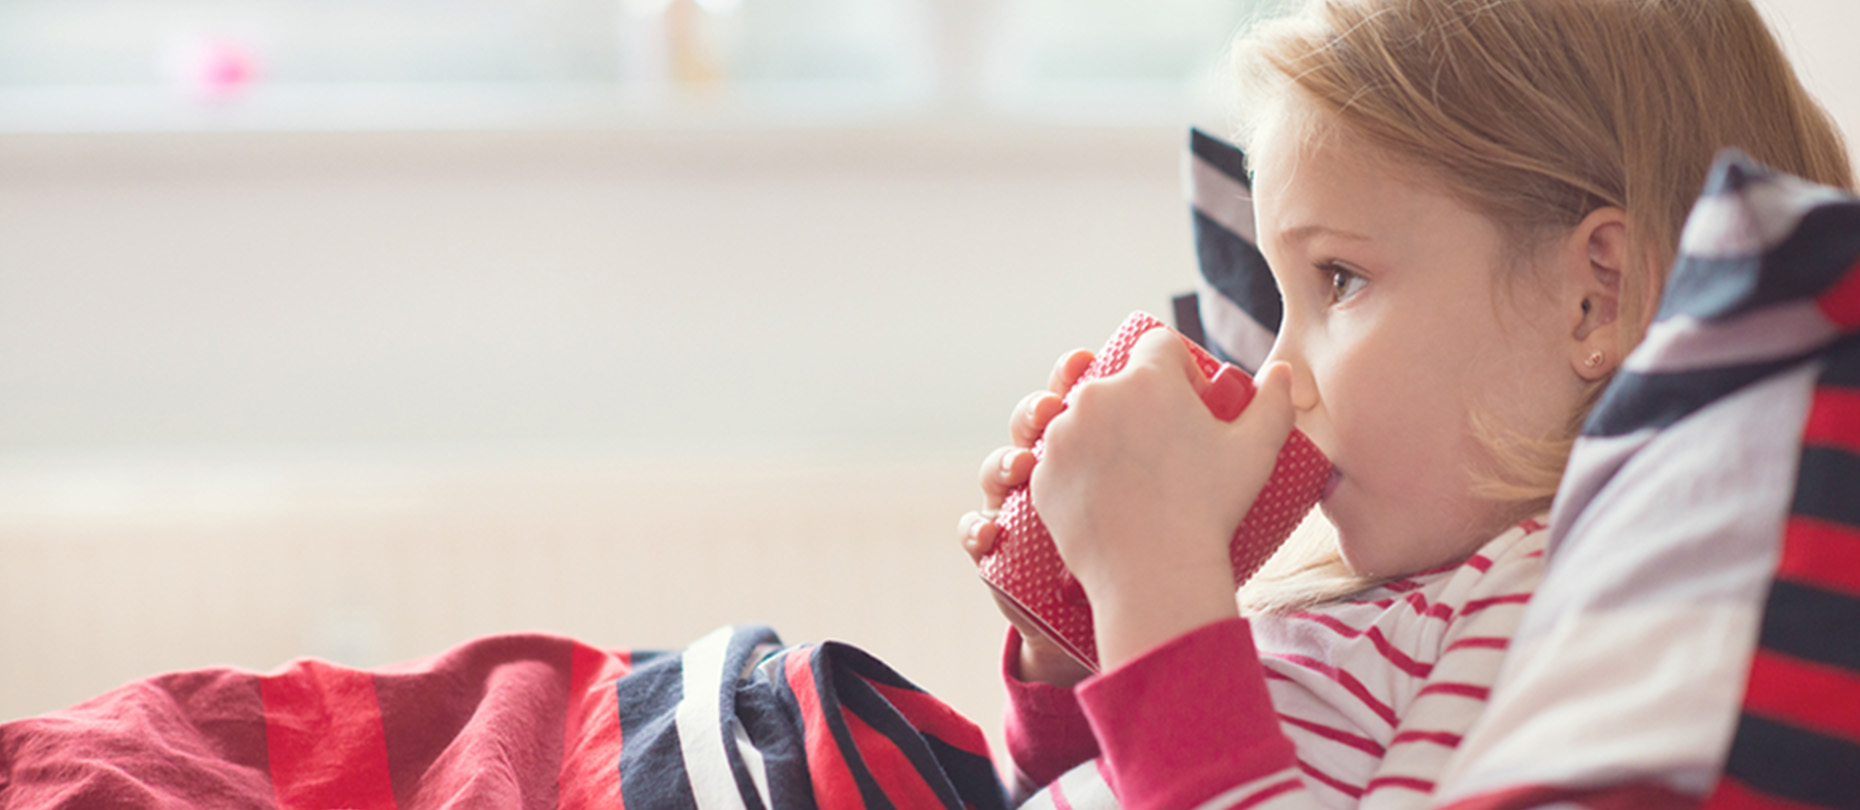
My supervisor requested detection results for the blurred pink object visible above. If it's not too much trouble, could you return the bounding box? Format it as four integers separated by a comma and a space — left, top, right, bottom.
162, 33, 261, 104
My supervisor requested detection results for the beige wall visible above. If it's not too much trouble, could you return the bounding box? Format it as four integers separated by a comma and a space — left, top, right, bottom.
0, 126, 1192, 457
0, 453, 1024, 748
0, 124, 1196, 749
1759, 0, 1860, 149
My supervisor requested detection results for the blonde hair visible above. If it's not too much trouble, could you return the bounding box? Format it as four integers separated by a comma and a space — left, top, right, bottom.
1231, 0, 1853, 614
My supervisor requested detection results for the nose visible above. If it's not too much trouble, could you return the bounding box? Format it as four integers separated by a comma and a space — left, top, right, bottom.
1261, 338, 1320, 412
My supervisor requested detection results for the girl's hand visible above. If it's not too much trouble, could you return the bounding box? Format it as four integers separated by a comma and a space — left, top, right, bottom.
958, 348, 1094, 687
1031, 329, 1296, 672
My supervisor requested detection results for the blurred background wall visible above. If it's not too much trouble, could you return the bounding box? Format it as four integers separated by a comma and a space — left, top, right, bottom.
2, 0, 1856, 756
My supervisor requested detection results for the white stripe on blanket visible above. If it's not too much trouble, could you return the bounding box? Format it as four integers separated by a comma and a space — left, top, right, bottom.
1676, 169, 1845, 259
1624, 302, 1839, 375
679, 626, 760, 810
1436, 361, 1815, 803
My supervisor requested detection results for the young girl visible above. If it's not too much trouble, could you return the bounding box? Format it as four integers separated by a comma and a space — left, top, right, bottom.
959, 0, 1852, 808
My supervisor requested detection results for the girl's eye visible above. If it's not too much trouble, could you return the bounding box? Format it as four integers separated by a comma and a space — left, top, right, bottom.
1325, 262, 1368, 303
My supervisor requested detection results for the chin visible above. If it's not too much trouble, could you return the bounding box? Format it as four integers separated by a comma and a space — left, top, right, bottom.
1335, 541, 1384, 580
1319, 502, 1379, 577
1324, 500, 1413, 580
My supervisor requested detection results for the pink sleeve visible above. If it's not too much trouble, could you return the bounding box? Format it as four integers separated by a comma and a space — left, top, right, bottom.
1000, 628, 1100, 790
1075, 617, 1297, 810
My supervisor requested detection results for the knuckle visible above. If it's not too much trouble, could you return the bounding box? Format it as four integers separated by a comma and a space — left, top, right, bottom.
1067, 378, 1107, 411
1040, 409, 1079, 453
1133, 327, 1175, 354
1124, 358, 1165, 383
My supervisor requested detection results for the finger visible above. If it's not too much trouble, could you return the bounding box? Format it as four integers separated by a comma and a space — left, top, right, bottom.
1010, 392, 1065, 448
1201, 365, 1256, 422
1125, 328, 1214, 401
958, 510, 1002, 561
1009, 390, 1041, 442
1233, 361, 1297, 448
979, 445, 1015, 502
1047, 349, 1096, 394
981, 446, 1034, 510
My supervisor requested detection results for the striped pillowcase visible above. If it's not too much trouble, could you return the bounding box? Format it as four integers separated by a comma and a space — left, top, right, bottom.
1435, 150, 1860, 809
1178, 127, 1279, 373
1652, 152, 1860, 809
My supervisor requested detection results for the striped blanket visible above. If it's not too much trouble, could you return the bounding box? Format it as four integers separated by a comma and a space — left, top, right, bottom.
1435, 150, 1860, 809
0, 625, 1007, 810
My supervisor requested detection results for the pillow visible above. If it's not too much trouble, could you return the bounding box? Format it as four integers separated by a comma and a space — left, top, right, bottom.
1432, 151, 1860, 809
1178, 127, 1279, 374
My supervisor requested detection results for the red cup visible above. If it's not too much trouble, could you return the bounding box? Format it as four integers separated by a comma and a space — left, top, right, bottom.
978, 311, 1333, 671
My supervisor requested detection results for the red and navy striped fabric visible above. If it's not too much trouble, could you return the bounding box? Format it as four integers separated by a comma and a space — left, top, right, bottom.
0, 626, 1006, 810
615, 625, 1005, 810
0, 633, 626, 809
1583, 152, 1860, 810
1700, 162, 1860, 808
1580, 156, 1860, 442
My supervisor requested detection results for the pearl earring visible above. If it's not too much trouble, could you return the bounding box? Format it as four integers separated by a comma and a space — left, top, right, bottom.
1585, 350, 1605, 369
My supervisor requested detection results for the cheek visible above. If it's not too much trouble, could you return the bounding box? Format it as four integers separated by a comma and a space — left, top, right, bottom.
1324, 330, 1470, 475
1322, 331, 1522, 576
1320, 327, 1490, 560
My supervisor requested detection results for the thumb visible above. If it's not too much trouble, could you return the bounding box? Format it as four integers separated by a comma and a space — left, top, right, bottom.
1229, 361, 1296, 453
1207, 362, 1299, 544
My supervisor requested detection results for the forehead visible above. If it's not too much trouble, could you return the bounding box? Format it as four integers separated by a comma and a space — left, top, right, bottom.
1247, 100, 1487, 247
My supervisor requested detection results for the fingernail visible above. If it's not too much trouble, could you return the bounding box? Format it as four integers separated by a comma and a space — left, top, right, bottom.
1202, 365, 1253, 421
1000, 449, 1020, 475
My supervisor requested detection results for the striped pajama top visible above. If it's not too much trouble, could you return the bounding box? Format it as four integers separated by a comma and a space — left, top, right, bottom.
1005, 516, 1548, 810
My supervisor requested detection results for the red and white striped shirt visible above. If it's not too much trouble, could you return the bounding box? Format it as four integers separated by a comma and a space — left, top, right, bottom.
1005, 517, 1549, 810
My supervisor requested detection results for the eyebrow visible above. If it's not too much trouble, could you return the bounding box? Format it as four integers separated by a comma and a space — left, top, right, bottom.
1277, 224, 1373, 244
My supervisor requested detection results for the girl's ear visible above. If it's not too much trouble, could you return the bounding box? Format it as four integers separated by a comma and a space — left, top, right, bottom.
1564, 206, 1629, 381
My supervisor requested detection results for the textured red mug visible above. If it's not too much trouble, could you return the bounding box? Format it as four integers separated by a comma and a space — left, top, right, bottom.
979, 311, 1333, 671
